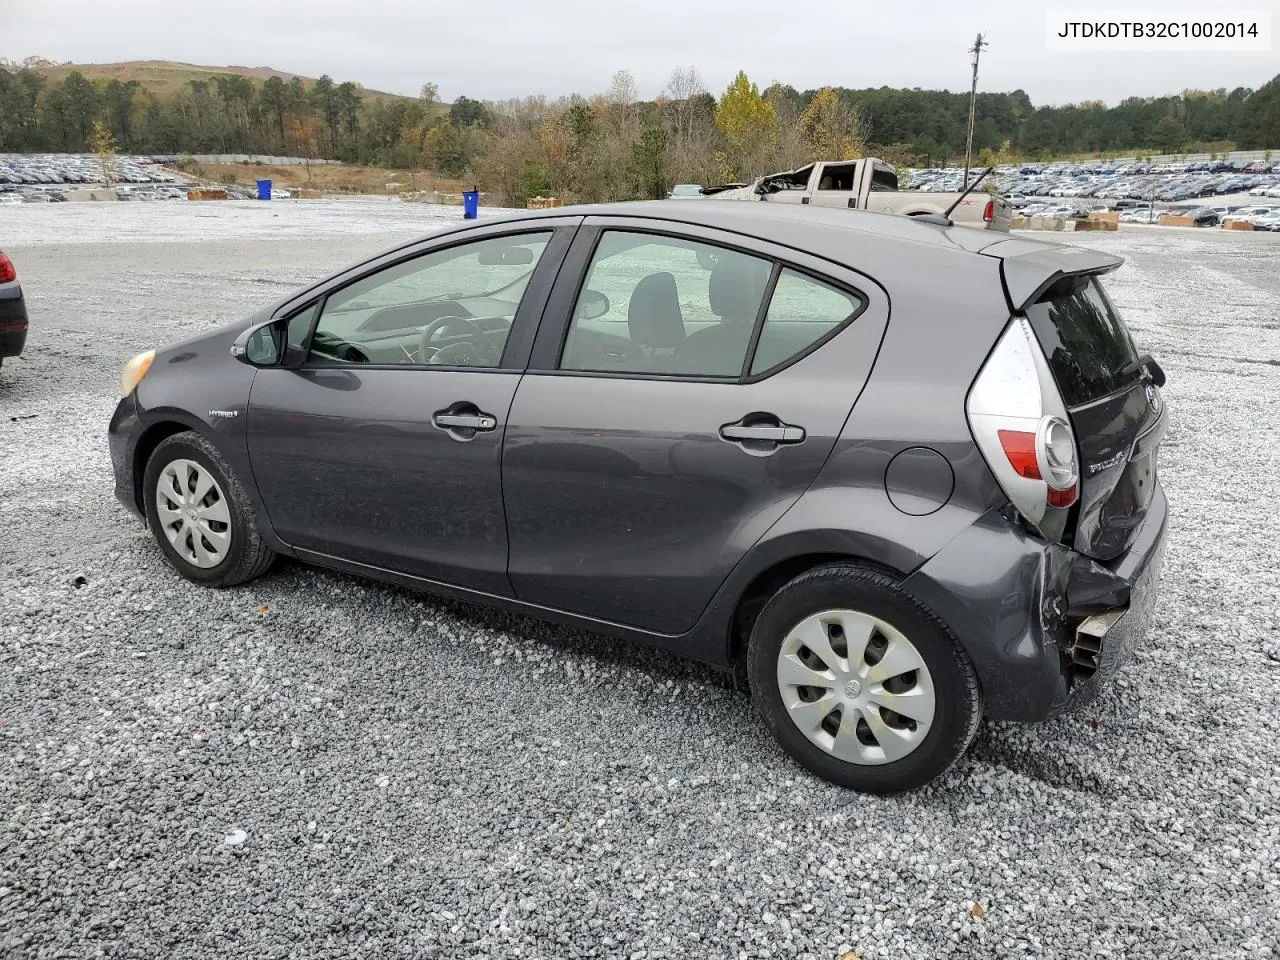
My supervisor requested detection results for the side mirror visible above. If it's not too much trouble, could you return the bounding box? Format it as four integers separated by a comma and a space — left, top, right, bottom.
1141, 354, 1167, 388
231, 319, 307, 368
577, 289, 610, 320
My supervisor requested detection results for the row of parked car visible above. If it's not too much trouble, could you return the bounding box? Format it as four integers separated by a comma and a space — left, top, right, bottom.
0, 153, 178, 186
907, 162, 1280, 206
1013, 198, 1280, 230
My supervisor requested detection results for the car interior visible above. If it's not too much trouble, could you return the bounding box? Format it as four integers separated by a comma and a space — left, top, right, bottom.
562, 236, 862, 379
295, 230, 862, 379
305, 237, 550, 367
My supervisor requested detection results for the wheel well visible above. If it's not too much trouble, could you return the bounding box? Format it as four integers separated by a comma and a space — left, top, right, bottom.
727, 553, 907, 669
132, 421, 193, 515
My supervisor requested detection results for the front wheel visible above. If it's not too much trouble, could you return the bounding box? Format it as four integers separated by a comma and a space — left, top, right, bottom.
747, 564, 981, 793
142, 431, 275, 587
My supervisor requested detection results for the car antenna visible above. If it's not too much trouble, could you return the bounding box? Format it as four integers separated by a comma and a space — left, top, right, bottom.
942, 165, 994, 220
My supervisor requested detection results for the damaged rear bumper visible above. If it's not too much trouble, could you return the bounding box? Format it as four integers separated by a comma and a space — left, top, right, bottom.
903, 485, 1168, 722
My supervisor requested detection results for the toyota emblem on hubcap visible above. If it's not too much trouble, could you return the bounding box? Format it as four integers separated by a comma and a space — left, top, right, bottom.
845, 679, 862, 698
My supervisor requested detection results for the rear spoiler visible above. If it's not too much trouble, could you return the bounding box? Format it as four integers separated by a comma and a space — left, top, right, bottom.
980, 238, 1124, 312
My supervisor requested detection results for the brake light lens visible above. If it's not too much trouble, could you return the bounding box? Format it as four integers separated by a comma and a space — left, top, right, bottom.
997, 421, 1079, 508
983, 199, 994, 222
997, 429, 1039, 478
967, 318, 1080, 531
0, 252, 15, 284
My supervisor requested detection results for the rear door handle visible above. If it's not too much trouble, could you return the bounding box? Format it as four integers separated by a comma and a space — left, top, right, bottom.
434, 413, 496, 430
719, 417, 806, 447
720, 424, 805, 442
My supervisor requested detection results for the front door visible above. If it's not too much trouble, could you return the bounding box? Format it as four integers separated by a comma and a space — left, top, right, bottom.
501, 222, 889, 634
247, 227, 569, 594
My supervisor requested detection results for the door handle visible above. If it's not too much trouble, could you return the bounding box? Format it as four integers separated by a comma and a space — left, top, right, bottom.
432, 404, 497, 441
434, 413, 496, 430
719, 417, 806, 448
720, 424, 805, 442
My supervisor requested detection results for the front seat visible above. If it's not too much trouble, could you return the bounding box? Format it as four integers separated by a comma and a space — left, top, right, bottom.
677, 262, 765, 377
627, 272, 686, 370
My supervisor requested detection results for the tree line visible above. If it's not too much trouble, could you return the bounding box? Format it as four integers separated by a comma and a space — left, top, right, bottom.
1, 62, 1277, 205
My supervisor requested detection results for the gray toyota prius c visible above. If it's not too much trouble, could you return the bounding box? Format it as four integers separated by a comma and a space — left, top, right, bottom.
109, 202, 1168, 792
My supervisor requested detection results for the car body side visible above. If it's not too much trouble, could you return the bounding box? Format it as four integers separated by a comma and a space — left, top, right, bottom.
108, 202, 1167, 723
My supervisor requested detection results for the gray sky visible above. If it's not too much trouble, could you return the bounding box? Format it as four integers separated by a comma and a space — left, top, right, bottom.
4, 0, 1276, 105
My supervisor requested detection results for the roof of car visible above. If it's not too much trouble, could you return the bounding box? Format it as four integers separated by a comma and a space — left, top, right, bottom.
479, 199, 1009, 259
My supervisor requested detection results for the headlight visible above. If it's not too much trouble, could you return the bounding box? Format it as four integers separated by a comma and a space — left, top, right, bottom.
120, 350, 155, 397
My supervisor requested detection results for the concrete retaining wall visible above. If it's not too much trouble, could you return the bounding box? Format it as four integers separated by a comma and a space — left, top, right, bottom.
66, 188, 118, 202
1012, 215, 1069, 231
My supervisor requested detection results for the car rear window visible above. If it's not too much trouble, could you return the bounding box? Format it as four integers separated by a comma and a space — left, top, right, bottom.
1025, 277, 1140, 406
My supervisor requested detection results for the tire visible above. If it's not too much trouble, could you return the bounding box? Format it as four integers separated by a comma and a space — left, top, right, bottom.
747, 564, 981, 793
142, 430, 275, 588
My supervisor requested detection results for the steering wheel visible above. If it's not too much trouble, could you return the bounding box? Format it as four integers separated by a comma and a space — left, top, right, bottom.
417, 315, 486, 365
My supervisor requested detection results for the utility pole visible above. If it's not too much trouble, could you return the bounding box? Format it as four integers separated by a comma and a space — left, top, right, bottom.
963, 32, 988, 190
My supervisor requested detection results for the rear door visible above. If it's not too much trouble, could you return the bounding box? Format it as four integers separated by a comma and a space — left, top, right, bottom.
1022, 274, 1164, 561
501, 218, 890, 635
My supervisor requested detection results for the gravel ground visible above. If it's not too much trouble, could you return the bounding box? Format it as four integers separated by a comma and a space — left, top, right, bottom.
2, 203, 1279, 959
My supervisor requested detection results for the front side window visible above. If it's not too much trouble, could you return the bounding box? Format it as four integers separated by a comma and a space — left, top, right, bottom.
561, 232, 772, 378
308, 232, 552, 367
750, 269, 865, 375
286, 303, 319, 351
817, 163, 858, 192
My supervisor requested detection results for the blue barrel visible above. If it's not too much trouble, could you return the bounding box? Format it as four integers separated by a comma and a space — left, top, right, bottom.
462, 189, 479, 219
256, 179, 272, 200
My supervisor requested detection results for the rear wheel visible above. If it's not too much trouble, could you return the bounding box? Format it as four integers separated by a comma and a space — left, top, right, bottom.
143, 431, 274, 587
747, 564, 981, 792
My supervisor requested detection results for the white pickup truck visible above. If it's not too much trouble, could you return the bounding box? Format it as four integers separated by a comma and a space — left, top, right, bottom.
699, 159, 1012, 232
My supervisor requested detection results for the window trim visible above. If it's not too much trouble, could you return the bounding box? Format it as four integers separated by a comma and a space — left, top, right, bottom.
738, 263, 781, 379
267, 222, 578, 375
539, 223, 869, 385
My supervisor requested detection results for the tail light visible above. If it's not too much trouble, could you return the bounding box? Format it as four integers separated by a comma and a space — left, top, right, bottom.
982, 199, 994, 222
967, 317, 1080, 533
0, 253, 15, 284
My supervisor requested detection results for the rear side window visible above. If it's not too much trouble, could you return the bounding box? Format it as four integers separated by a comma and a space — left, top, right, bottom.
560, 230, 866, 381
1025, 277, 1139, 406
561, 232, 772, 378
750, 269, 864, 375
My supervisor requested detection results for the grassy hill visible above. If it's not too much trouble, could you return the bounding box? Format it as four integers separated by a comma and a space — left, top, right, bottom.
33, 60, 410, 104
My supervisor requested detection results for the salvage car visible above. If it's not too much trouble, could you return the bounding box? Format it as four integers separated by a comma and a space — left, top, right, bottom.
702, 159, 1013, 231
0, 249, 28, 367
108, 202, 1169, 792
